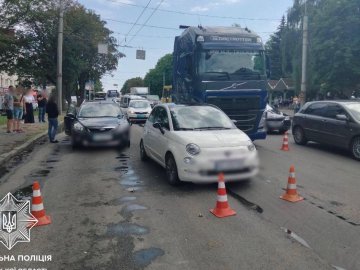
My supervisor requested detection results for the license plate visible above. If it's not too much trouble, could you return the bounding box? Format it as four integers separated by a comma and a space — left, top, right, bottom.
93, 134, 112, 141
215, 159, 245, 171
137, 114, 146, 118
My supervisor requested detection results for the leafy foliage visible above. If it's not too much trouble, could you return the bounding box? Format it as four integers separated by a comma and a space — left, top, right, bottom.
0, 0, 121, 104
121, 77, 144, 94
266, 0, 360, 99
143, 53, 173, 97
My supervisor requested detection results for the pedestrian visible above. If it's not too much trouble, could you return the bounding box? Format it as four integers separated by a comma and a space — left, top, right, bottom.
46, 94, 59, 143
13, 86, 25, 133
37, 92, 47, 123
23, 89, 35, 123
3, 85, 14, 133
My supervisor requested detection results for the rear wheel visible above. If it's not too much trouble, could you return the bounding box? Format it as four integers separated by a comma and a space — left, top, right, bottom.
350, 137, 360, 161
140, 140, 148, 161
165, 154, 181, 185
293, 126, 307, 145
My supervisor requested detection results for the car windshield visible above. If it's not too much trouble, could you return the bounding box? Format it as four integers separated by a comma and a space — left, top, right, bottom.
344, 103, 360, 121
78, 103, 122, 118
199, 49, 265, 80
170, 106, 235, 130
129, 100, 150, 108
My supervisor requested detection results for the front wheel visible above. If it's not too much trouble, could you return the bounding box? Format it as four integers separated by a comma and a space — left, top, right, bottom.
165, 154, 181, 186
293, 126, 307, 145
350, 137, 360, 161
140, 140, 148, 161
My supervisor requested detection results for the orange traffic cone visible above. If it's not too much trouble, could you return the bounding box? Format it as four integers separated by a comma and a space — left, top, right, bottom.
210, 173, 236, 218
281, 131, 290, 151
31, 181, 51, 226
280, 165, 303, 203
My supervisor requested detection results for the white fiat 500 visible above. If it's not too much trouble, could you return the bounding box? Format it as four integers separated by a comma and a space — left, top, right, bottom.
140, 104, 259, 185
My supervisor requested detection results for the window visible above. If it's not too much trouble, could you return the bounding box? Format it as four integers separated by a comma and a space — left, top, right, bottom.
323, 104, 346, 119
147, 107, 158, 123
154, 107, 170, 130
304, 103, 328, 117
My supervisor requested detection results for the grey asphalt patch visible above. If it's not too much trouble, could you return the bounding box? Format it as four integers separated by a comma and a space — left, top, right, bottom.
107, 222, 149, 236
133, 248, 165, 268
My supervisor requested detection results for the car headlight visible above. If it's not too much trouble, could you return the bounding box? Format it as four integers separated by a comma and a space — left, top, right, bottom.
186, 143, 201, 156
73, 123, 84, 131
128, 109, 135, 114
247, 143, 256, 152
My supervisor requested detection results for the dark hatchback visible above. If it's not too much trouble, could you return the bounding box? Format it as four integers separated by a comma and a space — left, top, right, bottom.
292, 100, 360, 160
64, 101, 130, 149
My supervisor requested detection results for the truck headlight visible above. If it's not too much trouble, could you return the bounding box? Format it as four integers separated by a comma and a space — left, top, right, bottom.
186, 143, 201, 156
73, 123, 84, 131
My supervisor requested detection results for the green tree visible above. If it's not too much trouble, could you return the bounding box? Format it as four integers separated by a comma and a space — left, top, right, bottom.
0, 0, 121, 105
121, 77, 144, 94
143, 54, 173, 97
94, 80, 103, 93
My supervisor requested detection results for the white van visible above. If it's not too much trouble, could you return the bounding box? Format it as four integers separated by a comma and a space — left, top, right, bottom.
120, 95, 145, 115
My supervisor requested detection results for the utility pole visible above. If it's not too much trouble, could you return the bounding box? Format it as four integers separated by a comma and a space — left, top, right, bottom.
57, 0, 64, 113
300, 0, 308, 106
163, 72, 165, 89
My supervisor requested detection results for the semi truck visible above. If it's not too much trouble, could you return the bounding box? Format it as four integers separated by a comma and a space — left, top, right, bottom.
172, 26, 270, 140
130, 87, 149, 97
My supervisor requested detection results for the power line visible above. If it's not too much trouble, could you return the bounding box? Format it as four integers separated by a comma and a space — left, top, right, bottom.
120, 0, 152, 44
127, 0, 165, 44
104, 18, 179, 30
103, 0, 280, 22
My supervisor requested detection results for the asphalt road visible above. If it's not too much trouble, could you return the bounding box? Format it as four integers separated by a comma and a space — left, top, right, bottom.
0, 125, 359, 270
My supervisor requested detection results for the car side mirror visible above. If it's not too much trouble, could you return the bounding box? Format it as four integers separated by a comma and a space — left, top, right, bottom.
67, 112, 76, 119
336, 114, 348, 121
153, 122, 165, 134
231, 119, 238, 124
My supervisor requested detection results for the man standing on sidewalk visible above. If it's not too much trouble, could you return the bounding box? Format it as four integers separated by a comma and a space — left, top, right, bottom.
37, 92, 47, 122
46, 94, 59, 143
4, 86, 14, 133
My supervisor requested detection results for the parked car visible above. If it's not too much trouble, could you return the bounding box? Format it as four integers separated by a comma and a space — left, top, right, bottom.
64, 101, 130, 149
265, 104, 291, 134
140, 104, 259, 185
292, 100, 360, 160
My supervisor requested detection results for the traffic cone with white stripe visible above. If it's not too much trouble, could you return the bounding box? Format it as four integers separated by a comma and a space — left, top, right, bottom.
280, 165, 303, 203
281, 131, 290, 151
31, 181, 51, 226
210, 173, 236, 218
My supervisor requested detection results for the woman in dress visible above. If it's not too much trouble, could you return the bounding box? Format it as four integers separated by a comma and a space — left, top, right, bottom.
24, 89, 35, 123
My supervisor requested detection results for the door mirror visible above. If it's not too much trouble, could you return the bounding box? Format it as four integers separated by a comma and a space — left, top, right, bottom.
67, 112, 76, 119
231, 119, 238, 124
153, 122, 165, 134
336, 114, 348, 121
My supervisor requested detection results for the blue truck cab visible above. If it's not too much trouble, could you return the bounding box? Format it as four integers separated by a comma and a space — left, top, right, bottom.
172, 26, 269, 140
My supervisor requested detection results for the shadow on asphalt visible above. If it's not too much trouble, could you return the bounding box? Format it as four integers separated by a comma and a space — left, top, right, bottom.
303, 141, 353, 160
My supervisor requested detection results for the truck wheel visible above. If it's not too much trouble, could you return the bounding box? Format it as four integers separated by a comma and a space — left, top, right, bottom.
350, 137, 360, 161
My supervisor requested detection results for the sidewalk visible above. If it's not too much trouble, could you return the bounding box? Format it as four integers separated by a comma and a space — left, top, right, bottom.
0, 121, 49, 165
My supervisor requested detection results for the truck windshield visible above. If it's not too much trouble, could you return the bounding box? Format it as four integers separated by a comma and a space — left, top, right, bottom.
198, 49, 265, 80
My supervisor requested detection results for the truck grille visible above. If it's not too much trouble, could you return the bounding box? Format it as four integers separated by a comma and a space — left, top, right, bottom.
206, 96, 261, 133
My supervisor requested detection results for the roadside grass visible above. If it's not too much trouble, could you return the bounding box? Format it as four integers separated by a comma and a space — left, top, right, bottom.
0, 110, 39, 126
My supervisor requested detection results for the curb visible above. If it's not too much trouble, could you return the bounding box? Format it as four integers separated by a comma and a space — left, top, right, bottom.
0, 121, 64, 167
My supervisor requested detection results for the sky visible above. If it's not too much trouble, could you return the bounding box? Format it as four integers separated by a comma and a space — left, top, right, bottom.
77, 0, 294, 91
